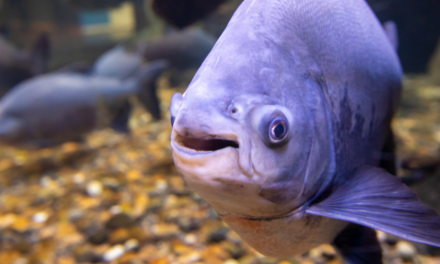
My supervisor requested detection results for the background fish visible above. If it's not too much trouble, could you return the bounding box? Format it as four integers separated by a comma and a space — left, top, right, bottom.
170, 0, 440, 262
0, 60, 167, 149
0, 32, 51, 98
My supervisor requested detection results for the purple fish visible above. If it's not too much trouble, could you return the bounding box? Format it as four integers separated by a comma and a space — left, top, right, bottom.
169, 0, 440, 262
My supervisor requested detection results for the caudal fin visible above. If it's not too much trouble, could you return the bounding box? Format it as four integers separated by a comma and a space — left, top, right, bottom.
129, 60, 169, 120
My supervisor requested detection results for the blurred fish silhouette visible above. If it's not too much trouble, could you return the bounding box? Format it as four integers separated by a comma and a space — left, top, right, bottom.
91, 45, 142, 80
58, 45, 164, 121
0, 32, 51, 98
139, 28, 215, 71
0, 60, 167, 149
152, 0, 227, 29
170, 0, 440, 263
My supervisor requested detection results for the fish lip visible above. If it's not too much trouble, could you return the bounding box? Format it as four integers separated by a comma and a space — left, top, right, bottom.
171, 131, 240, 156
171, 140, 237, 156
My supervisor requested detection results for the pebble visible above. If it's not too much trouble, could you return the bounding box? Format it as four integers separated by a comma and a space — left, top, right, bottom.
396, 241, 417, 259
184, 234, 197, 245
177, 251, 201, 263
87, 181, 103, 197
224, 259, 240, 264
125, 239, 140, 251
151, 223, 180, 238
32, 212, 48, 223
103, 244, 125, 262
110, 205, 123, 215
106, 214, 132, 229
73, 173, 85, 184
155, 179, 168, 191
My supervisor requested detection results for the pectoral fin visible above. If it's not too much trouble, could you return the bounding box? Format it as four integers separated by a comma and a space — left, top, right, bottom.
306, 166, 440, 247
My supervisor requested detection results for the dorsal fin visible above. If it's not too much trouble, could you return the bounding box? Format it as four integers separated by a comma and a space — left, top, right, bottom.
383, 21, 399, 51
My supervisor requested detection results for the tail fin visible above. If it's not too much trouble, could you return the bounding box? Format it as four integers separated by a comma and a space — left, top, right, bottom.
383, 21, 399, 51
30, 32, 51, 75
127, 60, 169, 120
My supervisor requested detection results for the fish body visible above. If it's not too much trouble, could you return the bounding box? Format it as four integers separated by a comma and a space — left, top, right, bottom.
170, 0, 440, 261
0, 61, 167, 148
140, 28, 215, 70
91, 45, 142, 80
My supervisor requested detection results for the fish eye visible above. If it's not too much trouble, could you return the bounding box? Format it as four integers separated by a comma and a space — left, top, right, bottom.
269, 118, 289, 142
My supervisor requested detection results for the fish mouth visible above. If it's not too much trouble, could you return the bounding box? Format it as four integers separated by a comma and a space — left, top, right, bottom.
173, 133, 239, 155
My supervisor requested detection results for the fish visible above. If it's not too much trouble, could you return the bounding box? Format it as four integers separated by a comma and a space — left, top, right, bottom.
139, 28, 216, 71
57, 46, 164, 121
152, 0, 227, 29
139, 28, 216, 87
0, 32, 51, 98
0, 60, 167, 149
169, 0, 440, 262
91, 45, 143, 80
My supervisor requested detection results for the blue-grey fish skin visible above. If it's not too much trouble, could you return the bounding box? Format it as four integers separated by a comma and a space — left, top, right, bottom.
0, 74, 131, 148
0, 60, 167, 148
91, 45, 142, 80
170, 0, 409, 258
140, 28, 216, 70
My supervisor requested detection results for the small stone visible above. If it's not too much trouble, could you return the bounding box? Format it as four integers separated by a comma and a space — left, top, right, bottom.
320, 244, 336, 258
238, 255, 259, 264
376, 231, 387, 243
221, 241, 246, 259
125, 239, 139, 251
88, 229, 109, 245
13, 258, 29, 264
87, 181, 103, 197
184, 234, 197, 245
396, 241, 417, 260
109, 228, 130, 244
40, 176, 53, 187
102, 178, 120, 190
106, 214, 132, 230
155, 179, 168, 191
0, 214, 17, 228
177, 252, 201, 263
151, 223, 180, 238
33, 212, 48, 223
110, 205, 123, 215
103, 244, 125, 262
73, 173, 85, 184
177, 217, 201, 232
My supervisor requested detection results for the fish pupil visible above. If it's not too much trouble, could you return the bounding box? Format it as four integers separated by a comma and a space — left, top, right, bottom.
274, 124, 285, 138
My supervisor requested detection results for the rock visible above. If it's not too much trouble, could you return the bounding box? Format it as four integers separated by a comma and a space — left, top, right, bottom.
397, 241, 417, 261
124, 239, 140, 251
151, 223, 180, 239
103, 244, 125, 262
106, 214, 132, 230
86, 181, 103, 197
32, 212, 48, 223
109, 228, 130, 244
88, 229, 109, 245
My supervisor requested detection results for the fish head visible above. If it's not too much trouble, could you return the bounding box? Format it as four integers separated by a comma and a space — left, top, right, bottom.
170, 0, 335, 220
170, 69, 329, 219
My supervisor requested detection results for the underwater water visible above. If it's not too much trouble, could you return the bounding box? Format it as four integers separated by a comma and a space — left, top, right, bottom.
0, 0, 439, 263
